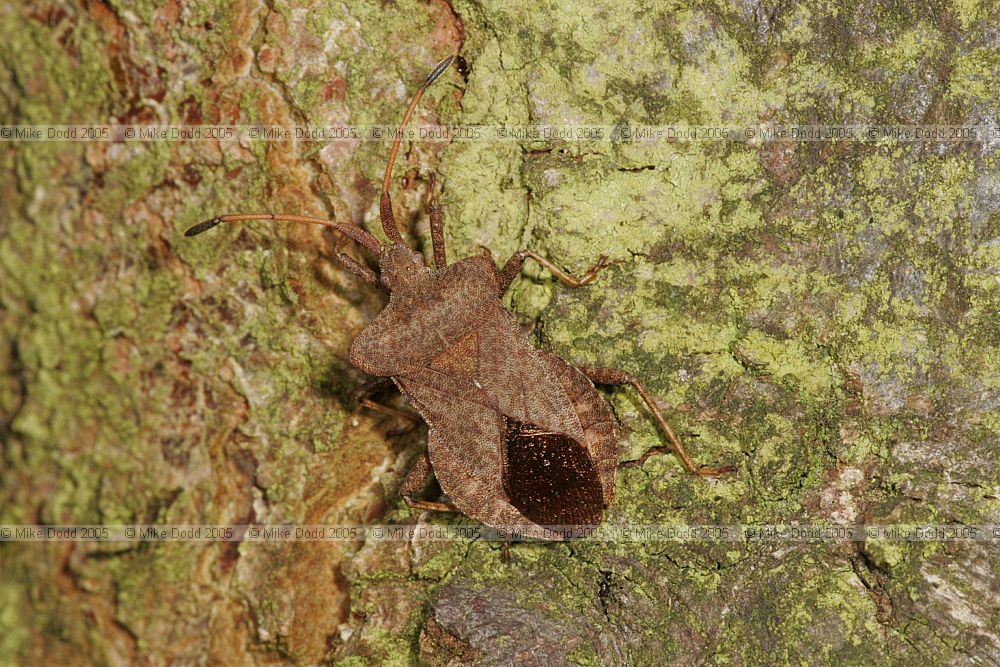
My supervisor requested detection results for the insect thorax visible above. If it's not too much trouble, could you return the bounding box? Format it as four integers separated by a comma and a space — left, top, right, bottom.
350, 253, 501, 376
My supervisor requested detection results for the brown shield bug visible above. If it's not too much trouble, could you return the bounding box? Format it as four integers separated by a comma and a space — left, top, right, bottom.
186, 56, 734, 540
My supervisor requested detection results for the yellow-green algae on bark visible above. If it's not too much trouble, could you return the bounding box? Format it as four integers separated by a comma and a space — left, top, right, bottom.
2, 0, 1000, 665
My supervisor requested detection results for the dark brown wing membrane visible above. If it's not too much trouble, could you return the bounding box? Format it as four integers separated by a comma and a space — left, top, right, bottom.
501, 415, 603, 530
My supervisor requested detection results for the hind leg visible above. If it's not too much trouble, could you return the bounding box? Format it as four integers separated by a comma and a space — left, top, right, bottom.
579, 367, 735, 477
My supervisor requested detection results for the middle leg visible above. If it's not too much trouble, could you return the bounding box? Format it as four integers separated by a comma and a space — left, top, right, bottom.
356, 377, 420, 431
400, 451, 459, 513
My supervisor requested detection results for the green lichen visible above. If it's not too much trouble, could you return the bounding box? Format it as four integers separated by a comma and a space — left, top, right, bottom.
0, 579, 29, 663
4, 0, 1000, 664
332, 657, 370, 667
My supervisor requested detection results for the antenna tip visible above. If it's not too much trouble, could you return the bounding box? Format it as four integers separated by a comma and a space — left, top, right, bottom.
424, 55, 456, 87
185, 217, 223, 237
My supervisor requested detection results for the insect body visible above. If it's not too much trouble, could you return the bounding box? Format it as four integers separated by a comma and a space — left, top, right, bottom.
351, 245, 618, 535
187, 56, 732, 540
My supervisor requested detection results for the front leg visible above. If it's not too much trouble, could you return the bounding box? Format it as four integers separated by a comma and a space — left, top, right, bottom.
579, 366, 735, 477
427, 173, 447, 270
497, 250, 616, 295
331, 251, 386, 293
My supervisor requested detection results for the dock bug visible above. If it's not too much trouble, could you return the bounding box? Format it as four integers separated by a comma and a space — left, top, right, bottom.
186, 56, 734, 540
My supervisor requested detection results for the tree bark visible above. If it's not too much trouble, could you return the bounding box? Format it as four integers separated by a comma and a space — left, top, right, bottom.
1, 1, 999, 665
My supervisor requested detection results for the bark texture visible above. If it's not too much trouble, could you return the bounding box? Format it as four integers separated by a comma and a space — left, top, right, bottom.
1, 0, 999, 665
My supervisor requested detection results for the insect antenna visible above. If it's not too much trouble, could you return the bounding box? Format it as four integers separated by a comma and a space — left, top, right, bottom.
184, 212, 383, 257
186, 56, 456, 271
379, 55, 455, 245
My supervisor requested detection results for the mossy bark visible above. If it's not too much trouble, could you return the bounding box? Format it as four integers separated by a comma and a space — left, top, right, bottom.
2, 1, 999, 665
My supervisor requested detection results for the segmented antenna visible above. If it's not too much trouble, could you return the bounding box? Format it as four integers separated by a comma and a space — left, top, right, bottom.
183, 213, 383, 256
185, 218, 223, 236
380, 55, 455, 243
424, 55, 455, 87
185, 56, 457, 258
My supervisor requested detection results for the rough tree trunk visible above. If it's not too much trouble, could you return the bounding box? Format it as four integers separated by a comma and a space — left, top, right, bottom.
1, 0, 999, 665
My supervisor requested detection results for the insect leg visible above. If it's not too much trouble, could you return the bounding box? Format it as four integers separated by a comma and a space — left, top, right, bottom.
427, 173, 447, 269
332, 252, 386, 293
356, 377, 420, 431
577, 367, 736, 477
400, 451, 460, 513
497, 250, 617, 295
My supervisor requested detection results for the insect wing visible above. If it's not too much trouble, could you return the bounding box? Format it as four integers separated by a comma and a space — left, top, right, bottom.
500, 415, 604, 529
